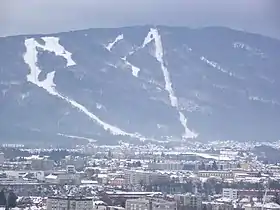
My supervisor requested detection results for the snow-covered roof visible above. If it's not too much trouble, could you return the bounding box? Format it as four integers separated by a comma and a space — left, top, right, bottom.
98, 174, 108, 178
81, 180, 98, 184
243, 202, 280, 209
93, 200, 106, 205
45, 174, 57, 179
215, 197, 232, 203
25, 155, 44, 160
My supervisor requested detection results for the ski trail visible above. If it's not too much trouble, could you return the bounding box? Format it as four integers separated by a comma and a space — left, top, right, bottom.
142, 28, 198, 139
106, 34, 124, 51
23, 37, 140, 138
121, 57, 140, 77
105, 34, 141, 77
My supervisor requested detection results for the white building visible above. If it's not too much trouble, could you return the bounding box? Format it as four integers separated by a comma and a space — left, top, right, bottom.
126, 198, 176, 210
4, 170, 45, 181
66, 165, 76, 174
31, 158, 54, 171
148, 162, 184, 171
222, 188, 238, 200
45, 173, 81, 185
197, 171, 234, 179
124, 170, 170, 186
47, 196, 93, 210
174, 193, 202, 210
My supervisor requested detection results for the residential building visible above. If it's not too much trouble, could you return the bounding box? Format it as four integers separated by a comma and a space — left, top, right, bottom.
47, 196, 93, 210
45, 171, 81, 185
197, 171, 234, 179
0, 152, 4, 165
109, 177, 125, 187
31, 158, 54, 171
126, 198, 177, 210
4, 170, 45, 181
205, 202, 234, 210
124, 170, 170, 186
61, 156, 85, 170
148, 162, 184, 171
66, 165, 76, 174
175, 193, 202, 210
222, 188, 238, 200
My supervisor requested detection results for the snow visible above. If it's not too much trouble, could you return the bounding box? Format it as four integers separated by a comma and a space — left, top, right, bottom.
105, 34, 140, 77
61, 97, 133, 136
93, 201, 106, 205
21, 92, 30, 100
142, 30, 154, 47
57, 133, 97, 142
200, 56, 237, 78
233, 42, 248, 49
45, 174, 57, 179
106, 34, 124, 51
107, 63, 117, 68
106, 191, 162, 195
41, 37, 76, 66
121, 57, 140, 77
216, 197, 232, 203
23, 37, 142, 138
141, 28, 197, 139
249, 96, 280, 106
243, 202, 280, 209
5, 207, 43, 210
81, 180, 98, 184
233, 42, 265, 58
98, 174, 108, 178
130, 65, 140, 77
152, 151, 232, 160
25, 155, 44, 160
96, 103, 103, 109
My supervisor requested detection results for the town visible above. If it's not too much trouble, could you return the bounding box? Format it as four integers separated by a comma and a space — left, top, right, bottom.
0, 139, 280, 210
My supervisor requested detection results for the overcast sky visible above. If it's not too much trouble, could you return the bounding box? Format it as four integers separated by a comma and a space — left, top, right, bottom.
1, 0, 280, 39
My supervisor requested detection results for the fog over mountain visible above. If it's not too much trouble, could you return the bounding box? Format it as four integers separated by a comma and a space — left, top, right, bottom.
1, 0, 280, 39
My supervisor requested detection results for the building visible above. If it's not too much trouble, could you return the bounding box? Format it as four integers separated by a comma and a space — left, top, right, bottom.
0, 152, 4, 165
58, 173, 81, 185
47, 196, 93, 210
31, 158, 54, 171
174, 193, 202, 210
4, 170, 45, 181
126, 198, 177, 210
124, 170, 170, 187
220, 150, 238, 160
45, 171, 81, 185
197, 171, 234, 179
204, 202, 234, 210
148, 162, 184, 171
97, 174, 109, 185
109, 177, 125, 187
243, 202, 280, 210
61, 156, 85, 170
94, 205, 125, 210
222, 188, 238, 200
67, 165, 76, 174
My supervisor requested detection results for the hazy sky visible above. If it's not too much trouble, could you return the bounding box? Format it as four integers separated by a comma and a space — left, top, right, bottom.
1, 0, 280, 39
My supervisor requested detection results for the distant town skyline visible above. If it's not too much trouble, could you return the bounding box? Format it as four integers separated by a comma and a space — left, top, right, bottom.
1, 0, 280, 39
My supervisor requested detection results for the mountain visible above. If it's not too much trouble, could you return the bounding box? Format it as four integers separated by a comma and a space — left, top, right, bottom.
0, 26, 280, 145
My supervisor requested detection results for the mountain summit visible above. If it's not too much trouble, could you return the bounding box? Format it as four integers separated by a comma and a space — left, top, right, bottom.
1, 26, 280, 145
